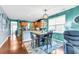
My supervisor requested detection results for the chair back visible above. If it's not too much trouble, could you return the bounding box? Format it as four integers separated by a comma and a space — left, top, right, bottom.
64, 30, 79, 54
30, 32, 37, 40
30, 32, 38, 48
48, 31, 53, 38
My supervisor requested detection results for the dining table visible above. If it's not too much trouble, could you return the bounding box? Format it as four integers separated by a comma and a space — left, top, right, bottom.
30, 31, 64, 53
30, 31, 47, 35
30, 31, 48, 47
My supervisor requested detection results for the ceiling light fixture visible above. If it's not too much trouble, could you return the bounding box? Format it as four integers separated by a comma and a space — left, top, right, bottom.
43, 9, 48, 19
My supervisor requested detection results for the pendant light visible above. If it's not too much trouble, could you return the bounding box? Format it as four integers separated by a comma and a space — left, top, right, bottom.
43, 9, 48, 19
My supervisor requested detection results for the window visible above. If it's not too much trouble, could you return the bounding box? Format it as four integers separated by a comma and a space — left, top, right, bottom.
48, 15, 65, 33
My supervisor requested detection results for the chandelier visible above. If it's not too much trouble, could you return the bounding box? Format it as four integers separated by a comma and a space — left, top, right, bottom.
43, 9, 48, 19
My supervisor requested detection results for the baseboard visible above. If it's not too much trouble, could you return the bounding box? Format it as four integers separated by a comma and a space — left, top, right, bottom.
0, 35, 10, 48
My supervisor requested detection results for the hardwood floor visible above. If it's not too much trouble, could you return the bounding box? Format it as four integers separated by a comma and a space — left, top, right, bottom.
0, 34, 28, 54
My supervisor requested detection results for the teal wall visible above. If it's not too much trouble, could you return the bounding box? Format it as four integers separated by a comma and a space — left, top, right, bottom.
53, 33, 64, 41
48, 6, 79, 31
48, 6, 79, 41
66, 6, 79, 30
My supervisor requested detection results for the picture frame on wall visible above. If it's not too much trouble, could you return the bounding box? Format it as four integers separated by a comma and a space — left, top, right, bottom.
74, 15, 79, 24
1, 13, 8, 32
2, 13, 9, 28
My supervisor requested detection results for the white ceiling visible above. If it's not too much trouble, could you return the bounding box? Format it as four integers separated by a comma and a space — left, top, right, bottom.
1, 5, 77, 21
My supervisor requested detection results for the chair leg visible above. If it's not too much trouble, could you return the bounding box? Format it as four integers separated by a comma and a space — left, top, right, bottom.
64, 44, 67, 54
49, 39, 52, 47
31, 40, 34, 48
64, 44, 74, 54
46, 39, 49, 53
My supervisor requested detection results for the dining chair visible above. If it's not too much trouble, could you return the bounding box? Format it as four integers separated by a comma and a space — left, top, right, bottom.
64, 30, 79, 54
30, 32, 38, 48
40, 31, 53, 53
45, 31, 53, 48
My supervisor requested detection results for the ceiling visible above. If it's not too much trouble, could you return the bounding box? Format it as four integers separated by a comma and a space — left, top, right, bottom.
1, 5, 77, 21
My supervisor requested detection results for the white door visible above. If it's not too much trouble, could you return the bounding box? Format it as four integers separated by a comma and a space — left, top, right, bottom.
11, 21, 17, 35
11, 21, 17, 41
